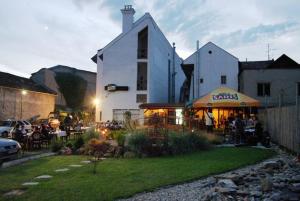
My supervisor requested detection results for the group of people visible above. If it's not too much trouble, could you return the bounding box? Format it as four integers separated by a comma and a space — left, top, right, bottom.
203, 108, 267, 144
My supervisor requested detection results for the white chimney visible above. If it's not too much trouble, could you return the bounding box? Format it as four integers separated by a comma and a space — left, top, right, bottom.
121, 5, 135, 33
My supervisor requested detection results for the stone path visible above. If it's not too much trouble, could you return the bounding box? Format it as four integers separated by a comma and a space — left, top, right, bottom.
3, 160, 92, 199
119, 153, 300, 201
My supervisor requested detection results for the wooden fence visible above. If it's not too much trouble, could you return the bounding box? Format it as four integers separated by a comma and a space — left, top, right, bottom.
258, 105, 300, 153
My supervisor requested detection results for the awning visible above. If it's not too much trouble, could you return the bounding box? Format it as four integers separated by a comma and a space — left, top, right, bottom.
139, 103, 185, 109
193, 87, 260, 108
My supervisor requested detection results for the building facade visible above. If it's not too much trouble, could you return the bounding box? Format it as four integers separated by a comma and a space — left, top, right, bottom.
182, 42, 239, 102
92, 5, 185, 122
31, 65, 96, 110
239, 54, 300, 107
0, 72, 56, 120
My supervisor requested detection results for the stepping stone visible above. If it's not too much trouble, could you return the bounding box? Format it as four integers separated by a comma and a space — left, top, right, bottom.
55, 168, 69, 172
3, 189, 25, 197
69, 164, 83, 167
35, 175, 53, 179
81, 160, 91, 164
22, 182, 39, 186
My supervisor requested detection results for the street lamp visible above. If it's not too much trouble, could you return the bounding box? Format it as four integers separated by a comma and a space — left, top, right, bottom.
20, 90, 27, 119
92, 98, 100, 107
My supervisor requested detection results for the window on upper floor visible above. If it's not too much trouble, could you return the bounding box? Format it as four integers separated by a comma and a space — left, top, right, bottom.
136, 94, 147, 103
137, 62, 147, 90
221, 75, 226, 85
137, 26, 148, 59
257, 83, 271, 97
200, 78, 203, 84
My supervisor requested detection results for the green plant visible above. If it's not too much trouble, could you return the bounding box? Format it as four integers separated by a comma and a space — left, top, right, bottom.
127, 132, 151, 157
51, 141, 63, 153
83, 129, 100, 143
74, 137, 84, 150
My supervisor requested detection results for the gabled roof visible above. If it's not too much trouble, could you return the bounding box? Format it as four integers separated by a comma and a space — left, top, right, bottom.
267, 54, 300, 69
91, 12, 180, 63
239, 54, 300, 72
239, 60, 273, 71
0, 71, 57, 95
184, 41, 238, 62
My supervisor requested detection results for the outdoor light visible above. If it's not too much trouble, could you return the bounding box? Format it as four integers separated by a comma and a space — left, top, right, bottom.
21, 90, 27, 95
93, 98, 100, 106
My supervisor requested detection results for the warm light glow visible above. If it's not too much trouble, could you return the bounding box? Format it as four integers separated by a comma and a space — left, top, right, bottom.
93, 98, 100, 106
21, 90, 27, 95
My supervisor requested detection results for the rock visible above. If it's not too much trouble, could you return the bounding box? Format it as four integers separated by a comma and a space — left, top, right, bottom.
217, 179, 237, 189
261, 176, 273, 192
236, 190, 249, 196
35, 175, 52, 179
250, 190, 262, 197
3, 189, 25, 197
55, 168, 69, 172
263, 161, 280, 170
123, 151, 136, 158
69, 164, 82, 167
291, 175, 300, 183
215, 187, 237, 194
289, 183, 300, 193
22, 182, 39, 186
217, 173, 242, 184
103, 152, 113, 157
81, 160, 91, 164
269, 192, 281, 201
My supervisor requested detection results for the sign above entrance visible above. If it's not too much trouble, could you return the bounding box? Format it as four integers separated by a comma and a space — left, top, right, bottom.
212, 93, 238, 101
104, 84, 129, 92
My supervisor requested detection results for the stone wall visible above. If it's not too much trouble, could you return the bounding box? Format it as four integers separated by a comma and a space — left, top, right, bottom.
0, 87, 56, 120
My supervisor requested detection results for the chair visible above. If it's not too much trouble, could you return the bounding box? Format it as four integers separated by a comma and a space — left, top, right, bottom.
31, 132, 42, 149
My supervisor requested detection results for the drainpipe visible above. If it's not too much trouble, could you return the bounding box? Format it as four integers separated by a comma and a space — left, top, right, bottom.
172, 42, 176, 103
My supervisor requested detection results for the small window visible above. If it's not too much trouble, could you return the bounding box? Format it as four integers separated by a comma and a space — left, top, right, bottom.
136, 94, 147, 103
221, 75, 226, 85
298, 83, 300, 96
257, 83, 271, 97
208, 50, 212, 54
200, 78, 203, 84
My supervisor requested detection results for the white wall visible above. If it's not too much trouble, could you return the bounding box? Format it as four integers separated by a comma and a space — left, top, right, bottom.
184, 42, 239, 101
95, 14, 185, 122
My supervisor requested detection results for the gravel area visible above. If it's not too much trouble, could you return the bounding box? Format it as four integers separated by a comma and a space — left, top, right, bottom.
119, 149, 300, 201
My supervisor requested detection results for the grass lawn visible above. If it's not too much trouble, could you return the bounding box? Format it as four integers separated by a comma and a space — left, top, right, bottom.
0, 147, 275, 201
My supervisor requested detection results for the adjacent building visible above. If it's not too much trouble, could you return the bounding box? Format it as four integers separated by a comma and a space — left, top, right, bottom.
92, 5, 185, 122
31, 65, 96, 110
239, 54, 300, 107
0, 71, 56, 120
182, 42, 239, 102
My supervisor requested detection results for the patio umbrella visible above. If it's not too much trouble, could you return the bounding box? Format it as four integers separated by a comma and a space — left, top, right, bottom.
193, 87, 260, 108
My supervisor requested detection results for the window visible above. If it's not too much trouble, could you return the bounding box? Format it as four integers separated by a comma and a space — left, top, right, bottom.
257, 83, 271, 97
137, 62, 147, 90
137, 26, 148, 59
298, 83, 300, 96
208, 50, 212, 54
221, 75, 226, 85
200, 78, 203, 84
136, 94, 147, 103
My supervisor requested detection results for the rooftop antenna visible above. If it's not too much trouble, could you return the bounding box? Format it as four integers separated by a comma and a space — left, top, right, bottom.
267, 43, 276, 60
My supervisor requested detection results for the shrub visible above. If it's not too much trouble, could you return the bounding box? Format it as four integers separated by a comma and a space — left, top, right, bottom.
85, 138, 110, 156
83, 129, 100, 143
127, 132, 151, 157
51, 141, 63, 153
74, 137, 84, 150
109, 130, 127, 146
167, 132, 211, 155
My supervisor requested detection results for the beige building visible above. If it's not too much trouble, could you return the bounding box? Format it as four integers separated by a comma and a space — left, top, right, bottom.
31, 65, 96, 110
0, 71, 56, 120
239, 54, 300, 107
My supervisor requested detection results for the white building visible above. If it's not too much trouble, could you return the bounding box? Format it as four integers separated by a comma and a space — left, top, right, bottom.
182, 42, 239, 102
92, 5, 185, 122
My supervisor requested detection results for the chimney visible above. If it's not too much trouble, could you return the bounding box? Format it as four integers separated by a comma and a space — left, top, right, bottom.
121, 5, 135, 33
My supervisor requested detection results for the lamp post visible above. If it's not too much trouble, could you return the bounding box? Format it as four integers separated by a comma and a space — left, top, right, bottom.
20, 90, 27, 120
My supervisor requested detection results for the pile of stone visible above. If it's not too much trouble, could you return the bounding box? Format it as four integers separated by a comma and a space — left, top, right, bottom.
120, 153, 300, 201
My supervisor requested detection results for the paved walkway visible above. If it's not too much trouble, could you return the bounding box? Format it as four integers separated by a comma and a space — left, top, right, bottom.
120, 151, 300, 201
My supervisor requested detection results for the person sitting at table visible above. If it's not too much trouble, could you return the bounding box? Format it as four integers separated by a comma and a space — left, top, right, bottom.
41, 124, 50, 140
21, 125, 27, 136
